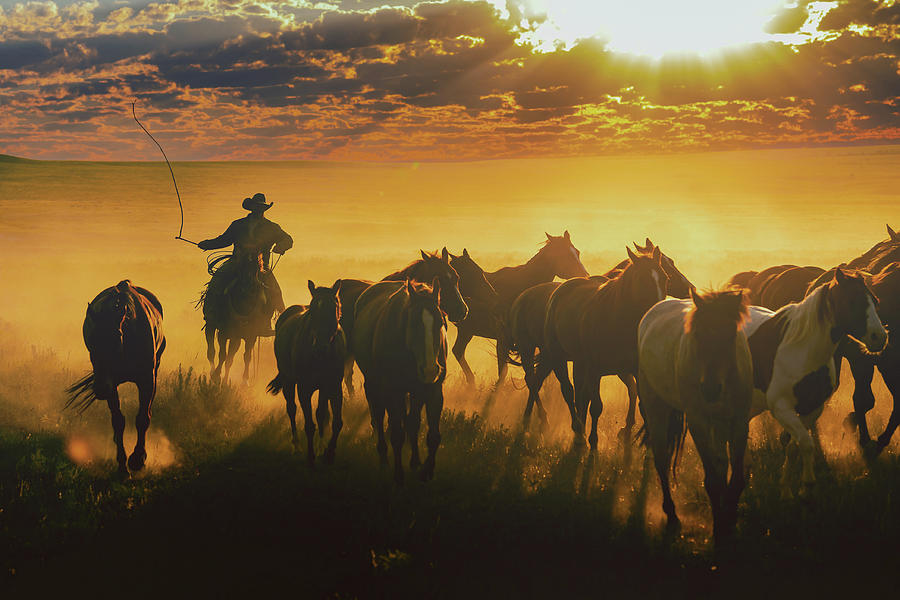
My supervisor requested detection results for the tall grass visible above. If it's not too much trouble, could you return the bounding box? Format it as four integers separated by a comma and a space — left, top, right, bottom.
1, 327, 898, 596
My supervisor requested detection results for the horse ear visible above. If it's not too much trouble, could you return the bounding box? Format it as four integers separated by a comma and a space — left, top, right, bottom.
888, 224, 899, 242
645, 237, 653, 249
308, 280, 316, 295
652, 246, 662, 264
632, 242, 642, 251
441, 247, 450, 264
420, 249, 429, 261
463, 248, 470, 258
834, 268, 848, 283
625, 246, 638, 262
331, 279, 342, 294
690, 287, 704, 307
564, 230, 571, 241
545, 232, 552, 241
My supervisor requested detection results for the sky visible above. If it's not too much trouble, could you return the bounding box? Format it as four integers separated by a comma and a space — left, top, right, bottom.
1, 0, 899, 160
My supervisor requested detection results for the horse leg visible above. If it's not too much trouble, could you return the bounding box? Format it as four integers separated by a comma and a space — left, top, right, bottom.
406, 391, 424, 470
771, 394, 817, 499
241, 336, 255, 385
523, 348, 550, 429
875, 359, 900, 454
387, 395, 406, 485
846, 351, 876, 450
724, 418, 750, 538
452, 327, 476, 388
366, 382, 388, 466
105, 387, 128, 477
298, 384, 316, 467
420, 384, 444, 482
618, 373, 638, 444
127, 375, 155, 472
316, 387, 331, 438
342, 357, 356, 399
585, 370, 603, 449
205, 324, 217, 377
283, 380, 300, 451
638, 380, 680, 531
553, 362, 576, 433
495, 337, 509, 388
688, 417, 730, 547
222, 336, 241, 382
214, 330, 228, 382
324, 380, 343, 465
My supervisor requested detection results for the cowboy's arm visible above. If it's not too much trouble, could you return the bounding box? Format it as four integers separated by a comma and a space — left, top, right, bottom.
271, 225, 293, 255
198, 223, 237, 251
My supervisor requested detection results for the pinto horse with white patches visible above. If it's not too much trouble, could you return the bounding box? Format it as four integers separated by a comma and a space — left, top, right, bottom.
66, 280, 166, 477
638, 288, 753, 545
352, 278, 447, 484
744, 268, 887, 498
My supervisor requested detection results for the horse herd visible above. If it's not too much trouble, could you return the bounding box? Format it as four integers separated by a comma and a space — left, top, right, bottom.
66, 226, 900, 546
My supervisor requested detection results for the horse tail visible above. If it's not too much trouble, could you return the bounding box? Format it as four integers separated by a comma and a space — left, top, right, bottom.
65, 372, 98, 414
497, 314, 523, 367
266, 374, 283, 396
668, 409, 688, 484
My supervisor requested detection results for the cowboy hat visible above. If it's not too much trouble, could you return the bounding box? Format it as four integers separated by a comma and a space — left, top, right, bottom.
242, 192, 273, 212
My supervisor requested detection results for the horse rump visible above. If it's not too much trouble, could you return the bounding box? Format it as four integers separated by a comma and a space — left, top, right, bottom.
65, 372, 98, 414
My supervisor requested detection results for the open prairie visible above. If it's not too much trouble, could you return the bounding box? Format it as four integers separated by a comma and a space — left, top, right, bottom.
1, 148, 899, 596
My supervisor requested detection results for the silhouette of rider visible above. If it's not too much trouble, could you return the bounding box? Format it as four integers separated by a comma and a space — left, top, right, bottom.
198, 193, 293, 335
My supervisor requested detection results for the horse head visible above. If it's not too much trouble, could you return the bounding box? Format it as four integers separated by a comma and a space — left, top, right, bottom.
412, 248, 468, 323
686, 288, 749, 405
449, 248, 497, 306
405, 278, 446, 385
827, 268, 887, 352
538, 231, 589, 279
636, 239, 692, 299
622, 245, 669, 309
86, 280, 136, 359
307, 279, 342, 353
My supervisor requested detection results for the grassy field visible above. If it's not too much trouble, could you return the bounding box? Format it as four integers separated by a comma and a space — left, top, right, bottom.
2, 323, 899, 598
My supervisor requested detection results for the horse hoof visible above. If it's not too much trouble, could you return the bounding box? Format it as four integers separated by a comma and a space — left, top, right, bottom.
127, 452, 147, 472
323, 451, 336, 466
862, 440, 879, 462
115, 466, 130, 480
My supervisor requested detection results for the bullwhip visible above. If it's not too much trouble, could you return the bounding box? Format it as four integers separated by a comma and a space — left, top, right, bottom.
131, 100, 198, 246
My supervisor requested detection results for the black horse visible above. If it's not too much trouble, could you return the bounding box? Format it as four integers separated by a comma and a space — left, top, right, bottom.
67, 280, 166, 477
268, 280, 347, 466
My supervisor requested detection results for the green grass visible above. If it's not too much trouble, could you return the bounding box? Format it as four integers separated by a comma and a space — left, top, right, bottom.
1, 340, 899, 598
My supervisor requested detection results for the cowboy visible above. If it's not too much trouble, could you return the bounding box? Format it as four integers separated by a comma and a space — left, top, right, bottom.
198, 193, 293, 335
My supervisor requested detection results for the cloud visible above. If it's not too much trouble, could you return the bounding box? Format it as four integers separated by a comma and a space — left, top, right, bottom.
2, 0, 900, 160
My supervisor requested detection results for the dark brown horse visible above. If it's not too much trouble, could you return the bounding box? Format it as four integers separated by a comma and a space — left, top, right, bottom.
337, 248, 467, 397
66, 280, 166, 477
267, 280, 347, 466
638, 288, 752, 545
846, 224, 900, 273
731, 264, 826, 310
453, 231, 590, 387
202, 253, 268, 383
507, 240, 692, 436
448, 248, 498, 306
352, 279, 447, 484
541, 246, 668, 446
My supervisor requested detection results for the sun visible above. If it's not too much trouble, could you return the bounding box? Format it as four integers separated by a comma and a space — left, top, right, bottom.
504, 0, 823, 58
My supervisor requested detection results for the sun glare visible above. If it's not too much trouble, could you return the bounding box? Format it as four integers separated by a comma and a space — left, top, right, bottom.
507, 0, 826, 58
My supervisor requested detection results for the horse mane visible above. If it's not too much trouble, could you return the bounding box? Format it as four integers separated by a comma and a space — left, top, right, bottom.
777, 283, 832, 347
685, 289, 749, 334
384, 251, 439, 281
